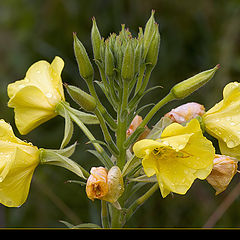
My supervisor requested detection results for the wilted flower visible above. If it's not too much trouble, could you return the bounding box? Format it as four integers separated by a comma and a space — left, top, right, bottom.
126, 115, 150, 140
164, 102, 205, 124
0, 119, 39, 207
206, 154, 238, 195
203, 82, 240, 158
8, 56, 65, 135
86, 166, 124, 203
133, 119, 215, 198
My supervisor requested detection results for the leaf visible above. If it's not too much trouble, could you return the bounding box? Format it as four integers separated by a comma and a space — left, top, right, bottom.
122, 156, 141, 177
87, 149, 113, 169
128, 174, 157, 183
65, 180, 86, 186
60, 220, 101, 229
53, 142, 77, 158
61, 108, 74, 149
147, 116, 173, 139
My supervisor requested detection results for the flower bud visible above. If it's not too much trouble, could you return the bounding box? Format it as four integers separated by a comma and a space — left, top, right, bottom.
164, 102, 205, 124
73, 33, 94, 82
105, 43, 115, 78
121, 41, 135, 81
143, 10, 156, 60
145, 23, 160, 67
170, 64, 220, 99
86, 166, 124, 203
206, 154, 238, 195
64, 84, 96, 112
91, 17, 102, 62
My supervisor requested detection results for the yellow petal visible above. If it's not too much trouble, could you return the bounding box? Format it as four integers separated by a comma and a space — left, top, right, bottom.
8, 85, 57, 135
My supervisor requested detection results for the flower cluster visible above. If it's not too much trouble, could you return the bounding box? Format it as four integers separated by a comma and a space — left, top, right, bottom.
0, 11, 239, 228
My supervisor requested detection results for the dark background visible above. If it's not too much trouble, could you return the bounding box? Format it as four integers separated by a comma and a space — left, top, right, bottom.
0, 0, 240, 228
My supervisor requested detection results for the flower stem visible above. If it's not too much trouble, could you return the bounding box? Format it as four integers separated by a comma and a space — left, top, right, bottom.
125, 92, 175, 149
101, 200, 110, 228
125, 183, 159, 223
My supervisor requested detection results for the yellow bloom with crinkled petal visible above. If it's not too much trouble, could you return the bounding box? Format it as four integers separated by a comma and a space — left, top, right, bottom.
8, 56, 65, 135
133, 119, 215, 197
203, 82, 240, 158
0, 119, 39, 207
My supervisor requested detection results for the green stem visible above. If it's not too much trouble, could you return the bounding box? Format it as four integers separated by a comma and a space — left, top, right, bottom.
111, 206, 122, 228
125, 92, 175, 149
94, 108, 119, 157
68, 110, 113, 169
116, 80, 129, 170
101, 200, 110, 228
125, 183, 159, 223
87, 80, 117, 131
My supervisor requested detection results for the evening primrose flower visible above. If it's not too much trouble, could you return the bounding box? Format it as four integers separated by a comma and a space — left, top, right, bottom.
7, 56, 65, 135
133, 119, 215, 197
203, 82, 240, 158
0, 119, 39, 207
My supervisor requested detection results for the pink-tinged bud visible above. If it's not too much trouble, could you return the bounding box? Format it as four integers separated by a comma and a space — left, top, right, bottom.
164, 102, 205, 124
206, 154, 238, 195
127, 115, 150, 140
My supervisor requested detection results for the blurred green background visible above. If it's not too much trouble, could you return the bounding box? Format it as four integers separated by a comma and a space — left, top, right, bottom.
1, 0, 240, 228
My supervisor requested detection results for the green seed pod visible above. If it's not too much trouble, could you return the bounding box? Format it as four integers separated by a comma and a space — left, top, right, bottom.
65, 84, 97, 112
91, 17, 102, 62
121, 41, 135, 81
145, 23, 160, 67
102, 166, 124, 203
73, 33, 94, 82
171, 64, 220, 99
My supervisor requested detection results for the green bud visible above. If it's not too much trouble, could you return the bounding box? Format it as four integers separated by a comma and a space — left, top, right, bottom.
121, 41, 135, 81
73, 32, 94, 82
143, 10, 156, 60
171, 64, 220, 99
65, 84, 97, 112
145, 23, 160, 67
105, 43, 115, 78
134, 40, 143, 75
91, 17, 102, 61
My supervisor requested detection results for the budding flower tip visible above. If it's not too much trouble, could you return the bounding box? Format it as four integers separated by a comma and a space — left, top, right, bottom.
92, 16, 96, 22
216, 64, 221, 69
63, 82, 68, 88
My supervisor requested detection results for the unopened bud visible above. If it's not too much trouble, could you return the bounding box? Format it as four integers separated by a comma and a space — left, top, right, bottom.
121, 42, 135, 81
206, 154, 238, 195
143, 10, 156, 60
73, 33, 94, 82
105, 43, 115, 78
164, 102, 205, 124
170, 64, 220, 99
91, 17, 102, 62
145, 23, 160, 67
86, 166, 124, 203
65, 84, 96, 112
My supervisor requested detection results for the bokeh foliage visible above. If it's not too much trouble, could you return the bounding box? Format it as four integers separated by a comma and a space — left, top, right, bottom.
0, 0, 240, 228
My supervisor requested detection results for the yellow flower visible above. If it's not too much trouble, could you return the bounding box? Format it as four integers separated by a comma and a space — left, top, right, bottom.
133, 119, 215, 197
203, 82, 240, 158
8, 56, 65, 135
0, 119, 39, 207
